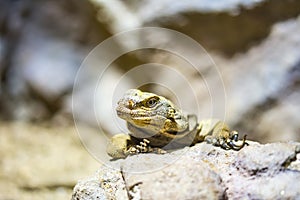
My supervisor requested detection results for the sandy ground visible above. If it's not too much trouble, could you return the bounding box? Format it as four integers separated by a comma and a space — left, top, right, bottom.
0, 121, 101, 200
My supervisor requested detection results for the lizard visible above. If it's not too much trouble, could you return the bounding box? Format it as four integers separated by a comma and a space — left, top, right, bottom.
107, 89, 248, 159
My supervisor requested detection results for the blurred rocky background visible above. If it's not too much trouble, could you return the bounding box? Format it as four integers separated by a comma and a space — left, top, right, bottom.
1, 0, 300, 199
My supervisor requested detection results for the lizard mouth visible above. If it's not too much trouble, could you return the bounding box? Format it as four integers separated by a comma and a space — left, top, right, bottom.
116, 106, 153, 122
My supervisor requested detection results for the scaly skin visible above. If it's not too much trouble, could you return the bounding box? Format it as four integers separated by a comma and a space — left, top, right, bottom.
107, 89, 248, 159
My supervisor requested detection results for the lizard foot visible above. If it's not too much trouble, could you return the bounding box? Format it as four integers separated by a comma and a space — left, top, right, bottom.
126, 139, 167, 155
107, 134, 167, 159
205, 131, 248, 151
220, 131, 248, 150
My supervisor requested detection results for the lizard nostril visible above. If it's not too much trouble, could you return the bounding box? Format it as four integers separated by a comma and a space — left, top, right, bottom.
128, 100, 134, 110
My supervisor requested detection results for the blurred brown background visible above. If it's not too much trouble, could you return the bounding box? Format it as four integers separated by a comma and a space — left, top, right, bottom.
1, 0, 300, 199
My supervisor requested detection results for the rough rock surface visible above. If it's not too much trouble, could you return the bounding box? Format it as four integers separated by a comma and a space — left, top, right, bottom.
94, 0, 300, 55
72, 141, 300, 199
214, 16, 300, 142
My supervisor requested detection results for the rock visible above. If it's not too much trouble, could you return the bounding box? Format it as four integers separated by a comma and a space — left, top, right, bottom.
72, 178, 106, 200
72, 141, 300, 199
0, 0, 110, 120
72, 167, 127, 200
124, 157, 226, 200
97, 0, 300, 55
138, 0, 263, 16
222, 16, 300, 142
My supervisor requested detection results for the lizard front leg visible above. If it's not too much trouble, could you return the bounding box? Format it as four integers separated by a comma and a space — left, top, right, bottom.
198, 119, 248, 150
106, 134, 166, 159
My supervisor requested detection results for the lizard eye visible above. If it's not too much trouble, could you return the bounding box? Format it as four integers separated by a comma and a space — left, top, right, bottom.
146, 97, 158, 108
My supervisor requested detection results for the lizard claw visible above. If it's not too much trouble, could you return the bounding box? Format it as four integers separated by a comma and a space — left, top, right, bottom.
216, 132, 248, 151
227, 134, 248, 151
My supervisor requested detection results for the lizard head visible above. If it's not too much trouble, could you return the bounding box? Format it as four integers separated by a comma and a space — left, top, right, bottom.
116, 89, 189, 135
